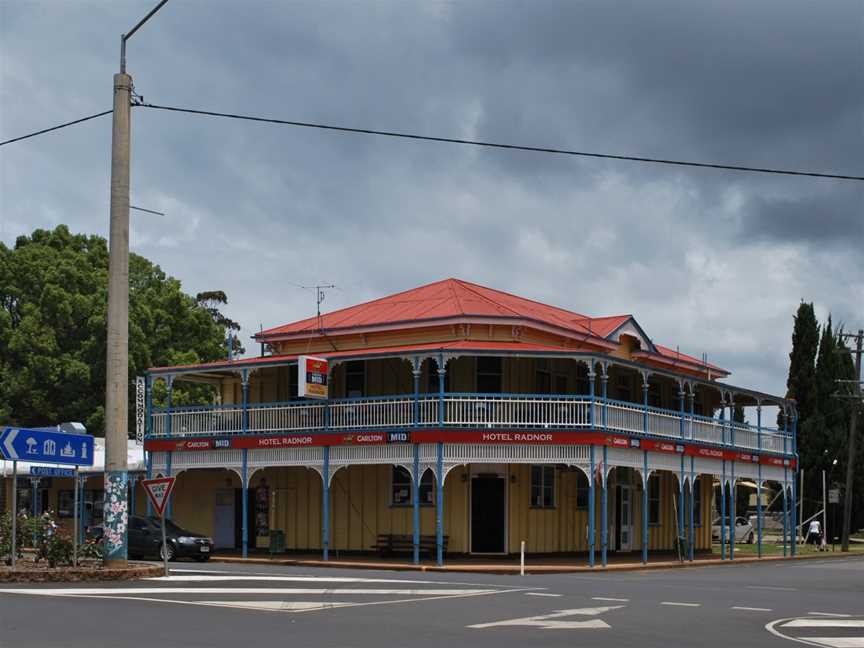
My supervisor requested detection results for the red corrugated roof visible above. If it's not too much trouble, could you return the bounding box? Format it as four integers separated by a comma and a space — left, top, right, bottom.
586, 315, 631, 338
258, 278, 598, 339
149, 340, 583, 374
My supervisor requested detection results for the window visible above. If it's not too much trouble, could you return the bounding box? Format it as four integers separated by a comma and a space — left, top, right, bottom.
425, 359, 450, 393
288, 364, 299, 400
537, 359, 567, 394
530, 465, 555, 508
57, 490, 74, 518
576, 364, 589, 395
616, 374, 632, 402
391, 467, 434, 506
691, 477, 702, 526
476, 357, 503, 393
575, 470, 589, 509
648, 475, 661, 525
345, 361, 365, 398
647, 381, 661, 408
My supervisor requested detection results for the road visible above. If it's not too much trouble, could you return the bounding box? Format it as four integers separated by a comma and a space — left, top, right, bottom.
0, 557, 862, 647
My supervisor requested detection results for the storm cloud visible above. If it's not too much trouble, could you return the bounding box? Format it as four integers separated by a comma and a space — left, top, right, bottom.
1, 0, 862, 396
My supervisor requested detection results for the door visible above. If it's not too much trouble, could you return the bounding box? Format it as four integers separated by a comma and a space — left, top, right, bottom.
616, 485, 633, 551
471, 476, 506, 553
213, 489, 235, 550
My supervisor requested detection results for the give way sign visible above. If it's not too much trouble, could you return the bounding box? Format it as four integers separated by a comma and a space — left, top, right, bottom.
141, 476, 176, 517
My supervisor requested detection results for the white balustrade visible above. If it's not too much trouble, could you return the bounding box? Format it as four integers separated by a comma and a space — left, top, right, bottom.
444, 395, 589, 428
329, 397, 413, 429
605, 402, 644, 434
148, 393, 792, 458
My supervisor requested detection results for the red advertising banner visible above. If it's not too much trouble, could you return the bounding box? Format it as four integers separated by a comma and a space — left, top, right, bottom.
143, 428, 796, 470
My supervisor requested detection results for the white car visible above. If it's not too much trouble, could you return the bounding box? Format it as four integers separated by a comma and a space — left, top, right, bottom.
712, 516, 755, 544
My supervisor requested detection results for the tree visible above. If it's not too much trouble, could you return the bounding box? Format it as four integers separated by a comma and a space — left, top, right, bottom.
196, 291, 244, 356
782, 302, 820, 427
0, 225, 236, 436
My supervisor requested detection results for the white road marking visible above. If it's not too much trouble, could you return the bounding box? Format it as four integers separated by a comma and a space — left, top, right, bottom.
783, 620, 864, 628
748, 585, 799, 591
732, 606, 773, 612
525, 592, 562, 597
147, 575, 449, 585
0, 587, 495, 597
810, 613, 854, 618
469, 606, 624, 630
593, 597, 630, 602
661, 601, 701, 607
766, 617, 864, 647
800, 639, 864, 647
195, 601, 354, 612
55, 588, 530, 614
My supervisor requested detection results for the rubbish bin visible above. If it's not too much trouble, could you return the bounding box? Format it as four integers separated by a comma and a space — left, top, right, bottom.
269, 530, 285, 555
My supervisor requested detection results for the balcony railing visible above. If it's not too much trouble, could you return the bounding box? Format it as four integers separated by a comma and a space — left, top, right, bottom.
149, 392, 791, 455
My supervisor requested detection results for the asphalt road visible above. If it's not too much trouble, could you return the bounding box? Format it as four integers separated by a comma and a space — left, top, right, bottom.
0, 557, 862, 648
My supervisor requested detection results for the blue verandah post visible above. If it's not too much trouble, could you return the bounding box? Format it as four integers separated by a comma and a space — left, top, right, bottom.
757, 463, 763, 558
241, 448, 248, 559
721, 460, 727, 560
679, 388, 685, 439
642, 451, 649, 564
323, 446, 330, 560
679, 454, 685, 557
782, 469, 788, 557
413, 444, 420, 565
601, 373, 608, 430
757, 404, 762, 452
729, 462, 735, 561
588, 366, 596, 429
436, 441, 444, 566
437, 355, 445, 427
412, 358, 421, 428
241, 369, 250, 435
688, 456, 695, 561
601, 445, 608, 567
588, 445, 596, 567
165, 375, 174, 437
642, 380, 649, 434
791, 413, 798, 558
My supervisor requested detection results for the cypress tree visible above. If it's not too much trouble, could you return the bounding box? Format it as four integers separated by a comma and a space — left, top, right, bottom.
781, 302, 819, 426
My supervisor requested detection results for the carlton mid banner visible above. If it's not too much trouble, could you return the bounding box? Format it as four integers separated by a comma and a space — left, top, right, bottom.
298, 356, 328, 399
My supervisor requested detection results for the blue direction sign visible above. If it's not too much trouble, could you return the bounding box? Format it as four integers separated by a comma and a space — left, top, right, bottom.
29, 466, 76, 477
0, 427, 94, 466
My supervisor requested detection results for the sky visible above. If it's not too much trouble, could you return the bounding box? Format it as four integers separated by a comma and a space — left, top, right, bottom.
1, 0, 862, 397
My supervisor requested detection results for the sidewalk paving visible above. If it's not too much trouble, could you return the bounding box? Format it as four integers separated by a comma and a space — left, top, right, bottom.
208, 547, 861, 575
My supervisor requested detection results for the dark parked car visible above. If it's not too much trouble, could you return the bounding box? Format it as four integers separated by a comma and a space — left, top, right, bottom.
128, 516, 213, 561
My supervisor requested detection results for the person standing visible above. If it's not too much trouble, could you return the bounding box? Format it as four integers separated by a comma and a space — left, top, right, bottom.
807, 518, 822, 549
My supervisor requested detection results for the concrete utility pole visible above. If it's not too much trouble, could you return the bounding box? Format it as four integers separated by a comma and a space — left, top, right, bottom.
839, 329, 863, 552
103, 0, 169, 568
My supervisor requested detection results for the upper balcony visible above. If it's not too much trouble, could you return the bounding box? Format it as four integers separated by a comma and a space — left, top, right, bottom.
147, 391, 793, 457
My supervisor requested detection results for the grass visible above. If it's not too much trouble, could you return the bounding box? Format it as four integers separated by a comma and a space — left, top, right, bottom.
712, 542, 864, 557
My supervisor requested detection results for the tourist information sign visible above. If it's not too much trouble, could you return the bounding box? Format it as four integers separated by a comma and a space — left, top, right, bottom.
0, 427, 94, 466
0, 426, 94, 571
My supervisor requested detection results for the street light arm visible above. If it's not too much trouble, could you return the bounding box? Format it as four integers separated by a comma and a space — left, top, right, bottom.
120, 0, 170, 72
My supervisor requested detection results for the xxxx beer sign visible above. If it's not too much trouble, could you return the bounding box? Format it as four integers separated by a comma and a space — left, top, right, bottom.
298, 355, 329, 399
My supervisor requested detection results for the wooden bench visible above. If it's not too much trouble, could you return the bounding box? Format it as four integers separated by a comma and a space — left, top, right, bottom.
372, 534, 448, 557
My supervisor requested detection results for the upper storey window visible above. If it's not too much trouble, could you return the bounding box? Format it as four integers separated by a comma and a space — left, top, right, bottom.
345, 361, 365, 398
476, 357, 503, 393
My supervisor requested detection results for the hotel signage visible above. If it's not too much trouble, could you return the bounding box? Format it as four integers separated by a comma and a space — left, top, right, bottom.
298, 356, 328, 399
144, 429, 795, 469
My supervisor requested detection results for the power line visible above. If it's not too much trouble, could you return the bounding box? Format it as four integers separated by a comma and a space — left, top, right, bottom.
138, 102, 864, 181
0, 110, 113, 147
